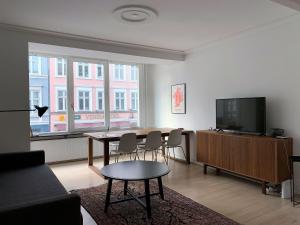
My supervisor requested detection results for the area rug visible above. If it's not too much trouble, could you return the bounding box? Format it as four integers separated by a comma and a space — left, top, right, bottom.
72, 181, 240, 225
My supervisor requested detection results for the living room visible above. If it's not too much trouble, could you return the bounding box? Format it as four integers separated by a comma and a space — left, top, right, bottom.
1, 1, 300, 225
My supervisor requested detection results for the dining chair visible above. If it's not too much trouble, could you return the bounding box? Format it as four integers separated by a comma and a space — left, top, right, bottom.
138, 131, 166, 163
110, 133, 138, 163
163, 129, 186, 164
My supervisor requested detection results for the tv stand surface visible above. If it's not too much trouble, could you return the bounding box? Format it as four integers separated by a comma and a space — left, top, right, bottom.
197, 130, 293, 194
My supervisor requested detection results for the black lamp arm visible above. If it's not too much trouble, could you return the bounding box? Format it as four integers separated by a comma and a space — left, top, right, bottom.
0, 109, 35, 112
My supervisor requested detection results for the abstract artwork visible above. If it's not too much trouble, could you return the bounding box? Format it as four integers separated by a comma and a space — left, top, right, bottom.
171, 83, 186, 114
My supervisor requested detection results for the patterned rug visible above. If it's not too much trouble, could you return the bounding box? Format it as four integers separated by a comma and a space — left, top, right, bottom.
72, 181, 240, 225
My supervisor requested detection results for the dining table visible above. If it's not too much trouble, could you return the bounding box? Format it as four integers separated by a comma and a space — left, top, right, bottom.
84, 128, 193, 168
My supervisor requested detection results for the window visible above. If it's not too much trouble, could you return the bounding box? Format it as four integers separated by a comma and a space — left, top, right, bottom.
97, 89, 104, 111
29, 56, 48, 76
56, 88, 67, 111
29, 50, 142, 134
29, 54, 67, 134
110, 63, 139, 128
29, 87, 42, 113
77, 88, 91, 111
114, 90, 126, 111
114, 64, 125, 80
130, 65, 138, 80
29, 56, 41, 75
73, 61, 105, 129
97, 64, 104, 80
77, 62, 90, 78
130, 90, 138, 111
56, 58, 66, 77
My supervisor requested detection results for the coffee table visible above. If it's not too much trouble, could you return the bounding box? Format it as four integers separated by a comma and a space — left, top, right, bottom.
101, 160, 170, 218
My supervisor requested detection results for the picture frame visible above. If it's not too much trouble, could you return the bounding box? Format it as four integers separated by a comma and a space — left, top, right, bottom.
171, 83, 186, 114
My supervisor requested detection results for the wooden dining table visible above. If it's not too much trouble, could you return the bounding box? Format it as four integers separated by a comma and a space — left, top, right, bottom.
84, 128, 193, 167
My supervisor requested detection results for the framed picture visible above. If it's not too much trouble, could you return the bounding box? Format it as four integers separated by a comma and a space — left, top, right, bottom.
171, 83, 186, 114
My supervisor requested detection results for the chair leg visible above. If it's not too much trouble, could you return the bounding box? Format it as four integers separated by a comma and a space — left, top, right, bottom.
166, 147, 170, 165
179, 146, 186, 160
144, 151, 146, 160
172, 147, 175, 159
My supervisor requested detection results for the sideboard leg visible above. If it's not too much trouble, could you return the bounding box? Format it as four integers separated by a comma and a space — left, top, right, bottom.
262, 182, 267, 195
216, 168, 221, 176
203, 164, 207, 174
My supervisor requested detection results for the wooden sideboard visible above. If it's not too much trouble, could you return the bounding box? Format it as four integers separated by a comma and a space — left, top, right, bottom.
197, 130, 293, 194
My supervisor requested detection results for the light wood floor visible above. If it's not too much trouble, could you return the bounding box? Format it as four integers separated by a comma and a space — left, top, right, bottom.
50, 156, 300, 225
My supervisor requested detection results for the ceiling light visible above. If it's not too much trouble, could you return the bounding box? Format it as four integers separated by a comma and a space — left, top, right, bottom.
113, 5, 158, 24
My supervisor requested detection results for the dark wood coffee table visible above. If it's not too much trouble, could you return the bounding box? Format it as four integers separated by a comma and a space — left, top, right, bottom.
101, 160, 170, 218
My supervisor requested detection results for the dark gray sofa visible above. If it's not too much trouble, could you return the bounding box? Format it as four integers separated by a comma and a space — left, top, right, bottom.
0, 151, 83, 225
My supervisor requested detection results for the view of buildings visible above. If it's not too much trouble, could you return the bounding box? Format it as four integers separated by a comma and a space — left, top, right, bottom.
29, 55, 139, 134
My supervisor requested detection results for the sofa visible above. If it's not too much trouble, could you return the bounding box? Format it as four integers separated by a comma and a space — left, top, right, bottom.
0, 150, 83, 225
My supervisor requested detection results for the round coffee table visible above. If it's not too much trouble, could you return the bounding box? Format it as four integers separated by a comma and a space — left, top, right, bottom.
101, 160, 170, 218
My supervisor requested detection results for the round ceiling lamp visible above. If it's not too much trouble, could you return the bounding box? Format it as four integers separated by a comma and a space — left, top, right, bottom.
113, 5, 158, 24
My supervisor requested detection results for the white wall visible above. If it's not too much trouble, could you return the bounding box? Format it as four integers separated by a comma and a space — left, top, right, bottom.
30, 138, 102, 163
146, 15, 300, 190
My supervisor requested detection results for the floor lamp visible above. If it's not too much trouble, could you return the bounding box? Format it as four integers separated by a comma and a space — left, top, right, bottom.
0, 105, 49, 136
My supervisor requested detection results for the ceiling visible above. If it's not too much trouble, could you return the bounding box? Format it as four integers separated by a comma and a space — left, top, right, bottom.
0, 0, 298, 52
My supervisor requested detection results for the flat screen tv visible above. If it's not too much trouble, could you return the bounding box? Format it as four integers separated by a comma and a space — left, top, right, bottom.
216, 97, 266, 134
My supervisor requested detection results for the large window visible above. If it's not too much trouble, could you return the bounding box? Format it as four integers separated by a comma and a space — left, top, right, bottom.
29, 53, 142, 134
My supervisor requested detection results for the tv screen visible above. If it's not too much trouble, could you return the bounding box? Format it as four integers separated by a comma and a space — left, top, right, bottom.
216, 97, 266, 134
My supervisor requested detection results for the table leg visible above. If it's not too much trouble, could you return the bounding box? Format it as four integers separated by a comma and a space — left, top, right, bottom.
104, 140, 110, 166
124, 180, 128, 196
144, 179, 151, 218
104, 178, 113, 212
185, 133, 190, 164
88, 137, 93, 166
157, 177, 164, 200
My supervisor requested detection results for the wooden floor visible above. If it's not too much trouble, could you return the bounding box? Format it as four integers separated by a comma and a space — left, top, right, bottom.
51, 156, 300, 225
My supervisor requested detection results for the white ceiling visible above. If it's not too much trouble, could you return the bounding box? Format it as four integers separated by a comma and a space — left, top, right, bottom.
0, 0, 298, 51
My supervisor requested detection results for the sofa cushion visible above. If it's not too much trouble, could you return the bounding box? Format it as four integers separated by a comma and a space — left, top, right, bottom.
0, 165, 67, 210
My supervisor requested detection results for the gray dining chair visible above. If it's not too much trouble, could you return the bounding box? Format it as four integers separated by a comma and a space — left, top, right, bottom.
110, 133, 139, 163
163, 129, 186, 164
138, 131, 166, 162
